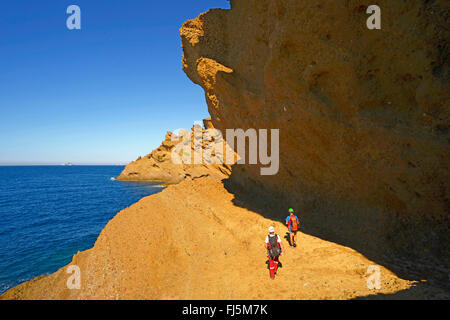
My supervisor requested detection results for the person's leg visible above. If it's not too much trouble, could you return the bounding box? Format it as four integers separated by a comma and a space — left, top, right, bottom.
273, 257, 279, 274
289, 231, 294, 246
269, 258, 275, 278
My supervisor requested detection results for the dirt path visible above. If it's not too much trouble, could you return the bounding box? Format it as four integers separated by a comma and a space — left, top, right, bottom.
1, 178, 446, 299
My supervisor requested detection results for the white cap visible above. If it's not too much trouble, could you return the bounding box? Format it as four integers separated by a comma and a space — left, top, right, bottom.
268, 226, 275, 233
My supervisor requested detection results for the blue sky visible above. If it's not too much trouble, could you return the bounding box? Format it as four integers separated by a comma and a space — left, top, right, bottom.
0, 0, 229, 165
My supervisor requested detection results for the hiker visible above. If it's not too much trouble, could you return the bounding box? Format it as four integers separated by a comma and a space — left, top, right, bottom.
285, 208, 300, 247
265, 226, 284, 279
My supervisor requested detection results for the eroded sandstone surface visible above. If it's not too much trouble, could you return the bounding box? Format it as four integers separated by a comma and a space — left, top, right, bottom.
116, 119, 234, 184
180, 0, 449, 283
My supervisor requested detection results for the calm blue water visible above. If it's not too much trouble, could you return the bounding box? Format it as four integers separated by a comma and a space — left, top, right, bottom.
0, 165, 164, 294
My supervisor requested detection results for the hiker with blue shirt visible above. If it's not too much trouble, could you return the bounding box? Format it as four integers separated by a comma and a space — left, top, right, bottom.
285, 208, 300, 247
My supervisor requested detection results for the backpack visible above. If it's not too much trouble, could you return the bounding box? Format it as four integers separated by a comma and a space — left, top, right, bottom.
267, 234, 281, 259
289, 216, 299, 231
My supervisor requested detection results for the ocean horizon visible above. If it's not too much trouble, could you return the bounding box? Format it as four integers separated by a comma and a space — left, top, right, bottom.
0, 165, 164, 294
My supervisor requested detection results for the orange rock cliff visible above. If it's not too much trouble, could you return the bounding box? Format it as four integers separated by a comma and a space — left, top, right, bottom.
180, 0, 449, 281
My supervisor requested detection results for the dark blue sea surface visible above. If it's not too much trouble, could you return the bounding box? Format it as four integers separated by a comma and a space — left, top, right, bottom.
0, 165, 164, 294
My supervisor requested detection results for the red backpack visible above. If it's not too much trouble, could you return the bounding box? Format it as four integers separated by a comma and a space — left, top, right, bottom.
289, 216, 299, 231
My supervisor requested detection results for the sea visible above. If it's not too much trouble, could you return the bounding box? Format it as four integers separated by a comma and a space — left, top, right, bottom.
0, 165, 164, 294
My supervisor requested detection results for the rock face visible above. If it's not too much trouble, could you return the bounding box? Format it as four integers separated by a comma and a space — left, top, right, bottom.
116, 120, 234, 184
180, 0, 449, 279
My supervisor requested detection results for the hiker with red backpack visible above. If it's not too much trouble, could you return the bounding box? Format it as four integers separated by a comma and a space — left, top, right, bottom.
264, 226, 284, 279
285, 208, 300, 247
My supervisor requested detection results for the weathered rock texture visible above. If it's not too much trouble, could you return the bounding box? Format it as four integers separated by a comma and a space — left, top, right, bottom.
116, 120, 234, 184
180, 0, 449, 282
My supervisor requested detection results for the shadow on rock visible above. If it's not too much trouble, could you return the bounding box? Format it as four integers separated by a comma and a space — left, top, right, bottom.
222, 175, 450, 299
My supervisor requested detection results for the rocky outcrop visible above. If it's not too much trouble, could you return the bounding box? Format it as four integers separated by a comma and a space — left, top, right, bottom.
180, 0, 449, 280
116, 119, 234, 184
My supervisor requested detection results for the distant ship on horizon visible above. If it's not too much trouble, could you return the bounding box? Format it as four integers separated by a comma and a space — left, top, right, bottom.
61, 162, 74, 166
